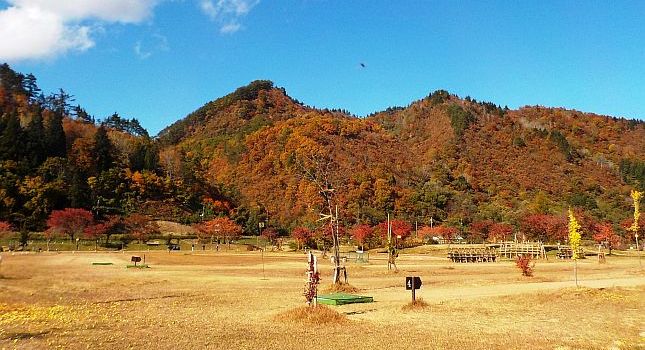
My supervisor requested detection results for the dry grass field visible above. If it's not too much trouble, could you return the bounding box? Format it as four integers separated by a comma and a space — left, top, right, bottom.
0, 249, 643, 349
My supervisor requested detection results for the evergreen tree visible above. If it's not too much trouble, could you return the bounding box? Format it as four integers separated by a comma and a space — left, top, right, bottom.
130, 139, 159, 171
68, 168, 90, 208
22, 73, 41, 102
24, 113, 46, 168
73, 105, 94, 124
45, 112, 67, 158
94, 126, 114, 173
51, 88, 74, 115
144, 143, 159, 171
0, 112, 23, 161
0, 63, 24, 95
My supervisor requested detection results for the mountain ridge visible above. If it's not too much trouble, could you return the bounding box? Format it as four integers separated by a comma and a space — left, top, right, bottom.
1, 63, 643, 239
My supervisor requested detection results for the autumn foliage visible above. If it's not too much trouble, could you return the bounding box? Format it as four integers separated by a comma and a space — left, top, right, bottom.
374, 220, 412, 241
515, 255, 534, 277
46, 208, 94, 241
260, 228, 279, 247
419, 225, 459, 241
124, 214, 158, 243
350, 224, 373, 250
592, 223, 621, 254
291, 227, 312, 250
520, 214, 567, 243
1, 64, 644, 250
197, 217, 242, 244
488, 223, 514, 242
0, 221, 12, 236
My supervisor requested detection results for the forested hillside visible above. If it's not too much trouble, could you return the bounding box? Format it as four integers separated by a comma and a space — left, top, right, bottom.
1, 64, 643, 244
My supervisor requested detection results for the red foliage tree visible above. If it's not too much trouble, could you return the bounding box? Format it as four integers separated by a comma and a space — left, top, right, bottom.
521, 214, 566, 243
261, 227, 279, 247
84, 222, 108, 240
620, 217, 645, 243
291, 226, 312, 250
124, 214, 159, 243
468, 220, 494, 242
84, 221, 112, 250
488, 223, 514, 242
417, 225, 433, 240
593, 223, 622, 255
0, 221, 13, 237
312, 224, 346, 252
350, 224, 373, 251
391, 220, 412, 241
419, 225, 459, 241
375, 219, 412, 241
46, 208, 94, 241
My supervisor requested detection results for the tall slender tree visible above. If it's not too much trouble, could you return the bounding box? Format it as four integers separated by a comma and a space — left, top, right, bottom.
45, 112, 66, 158
0, 112, 23, 161
93, 126, 114, 174
24, 113, 46, 168
568, 208, 582, 287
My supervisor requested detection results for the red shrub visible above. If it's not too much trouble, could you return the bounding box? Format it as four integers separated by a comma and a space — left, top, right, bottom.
515, 254, 534, 277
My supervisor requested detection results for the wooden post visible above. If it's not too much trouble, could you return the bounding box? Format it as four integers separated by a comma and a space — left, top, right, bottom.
387, 213, 392, 270
574, 259, 578, 287
636, 233, 641, 269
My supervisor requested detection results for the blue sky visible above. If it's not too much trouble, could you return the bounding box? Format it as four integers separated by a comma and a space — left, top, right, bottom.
2, 1, 644, 135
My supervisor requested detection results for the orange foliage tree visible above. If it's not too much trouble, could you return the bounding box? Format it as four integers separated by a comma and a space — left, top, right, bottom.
593, 223, 621, 255
419, 225, 459, 242
291, 227, 312, 250
520, 214, 567, 243
488, 223, 514, 242
350, 224, 373, 251
621, 217, 645, 243
374, 219, 412, 243
198, 217, 242, 248
124, 214, 159, 243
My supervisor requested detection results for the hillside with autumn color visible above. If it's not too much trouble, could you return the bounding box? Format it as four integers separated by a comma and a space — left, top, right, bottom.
1, 63, 644, 247
162, 81, 643, 233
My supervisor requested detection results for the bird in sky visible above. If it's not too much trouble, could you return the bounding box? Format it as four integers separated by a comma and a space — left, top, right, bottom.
359, 63, 366, 68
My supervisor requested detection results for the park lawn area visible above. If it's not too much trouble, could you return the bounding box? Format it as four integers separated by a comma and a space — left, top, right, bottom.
0, 251, 643, 349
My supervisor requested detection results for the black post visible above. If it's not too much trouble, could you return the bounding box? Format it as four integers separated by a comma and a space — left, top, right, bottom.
411, 279, 416, 302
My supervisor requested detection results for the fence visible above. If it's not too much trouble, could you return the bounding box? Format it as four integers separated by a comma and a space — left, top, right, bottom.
447, 247, 497, 263
497, 241, 547, 259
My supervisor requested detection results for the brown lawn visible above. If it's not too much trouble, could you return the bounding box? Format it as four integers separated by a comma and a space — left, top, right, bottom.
0, 250, 643, 349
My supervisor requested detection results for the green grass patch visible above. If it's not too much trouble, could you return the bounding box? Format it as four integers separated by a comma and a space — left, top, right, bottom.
126, 264, 150, 269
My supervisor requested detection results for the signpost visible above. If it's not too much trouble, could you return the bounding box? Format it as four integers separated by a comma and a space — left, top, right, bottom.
259, 222, 266, 280
405, 276, 422, 301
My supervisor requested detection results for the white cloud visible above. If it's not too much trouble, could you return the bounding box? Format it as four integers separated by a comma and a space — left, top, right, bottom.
219, 22, 241, 34
134, 33, 169, 60
200, 0, 259, 34
134, 41, 152, 60
0, 0, 158, 61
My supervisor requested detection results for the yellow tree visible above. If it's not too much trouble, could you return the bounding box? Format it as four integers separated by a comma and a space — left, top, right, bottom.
630, 190, 642, 267
568, 208, 582, 287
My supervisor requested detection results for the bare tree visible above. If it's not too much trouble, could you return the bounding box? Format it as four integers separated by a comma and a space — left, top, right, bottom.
294, 152, 345, 284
